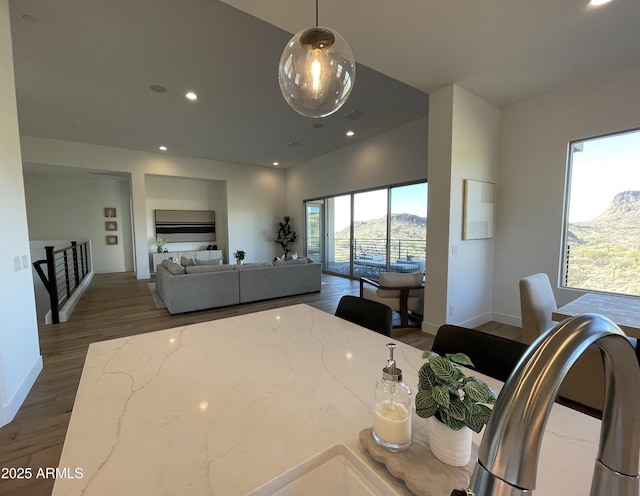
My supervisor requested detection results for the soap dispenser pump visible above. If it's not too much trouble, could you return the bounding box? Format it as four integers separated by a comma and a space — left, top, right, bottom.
373, 343, 412, 452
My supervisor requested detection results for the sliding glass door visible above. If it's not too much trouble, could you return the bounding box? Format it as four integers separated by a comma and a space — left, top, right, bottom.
305, 201, 323, 263
304, 182, 427, 279
353, 189, 388, 279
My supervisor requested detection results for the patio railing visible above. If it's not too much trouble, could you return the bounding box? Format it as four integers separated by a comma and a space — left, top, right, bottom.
307, 237, 426, 277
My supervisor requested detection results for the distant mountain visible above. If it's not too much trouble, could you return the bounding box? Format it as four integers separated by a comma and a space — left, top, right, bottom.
335, 213, 426, 240
566, 190, 640, 296
569, 191, 640, 245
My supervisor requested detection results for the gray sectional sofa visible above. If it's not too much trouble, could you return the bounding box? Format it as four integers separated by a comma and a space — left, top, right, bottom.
155, 258, 321, 314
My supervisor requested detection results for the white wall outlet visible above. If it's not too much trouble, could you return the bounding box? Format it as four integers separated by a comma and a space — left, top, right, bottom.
451, 244, 458, 256
14, 256, 22, 272
449, 305, 454, 317
21, 254, 28, 269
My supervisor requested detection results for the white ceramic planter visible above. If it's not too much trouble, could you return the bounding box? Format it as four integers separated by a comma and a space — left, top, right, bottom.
428, 417, 472, 466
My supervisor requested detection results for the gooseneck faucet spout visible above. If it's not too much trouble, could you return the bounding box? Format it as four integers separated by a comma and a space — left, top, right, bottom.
466, 314, 640, 496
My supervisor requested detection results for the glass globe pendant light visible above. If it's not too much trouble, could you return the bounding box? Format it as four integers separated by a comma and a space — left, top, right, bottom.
278, 0, 356, 118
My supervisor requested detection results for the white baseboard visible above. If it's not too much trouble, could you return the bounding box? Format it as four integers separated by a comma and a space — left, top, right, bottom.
491, 312, 522, 328
455, 312, 493, 329
0, 354, 43, 428
421, 311, 517, 335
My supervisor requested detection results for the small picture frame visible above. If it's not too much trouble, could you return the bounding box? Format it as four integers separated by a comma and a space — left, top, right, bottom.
105, 221, 117, 231
104, 207, 116, 218
106, 235, 118, 245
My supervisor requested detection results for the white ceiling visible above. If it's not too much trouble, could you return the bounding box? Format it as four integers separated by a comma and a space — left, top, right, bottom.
10, 0, 640, 170
9, 0, 427, 169
223, 0, 640, 105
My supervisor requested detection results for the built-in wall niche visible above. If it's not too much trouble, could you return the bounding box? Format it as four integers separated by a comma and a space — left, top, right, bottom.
154, 210, 216, 242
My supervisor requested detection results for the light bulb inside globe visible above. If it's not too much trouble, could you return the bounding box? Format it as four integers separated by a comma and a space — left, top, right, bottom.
278, 26, 356, 118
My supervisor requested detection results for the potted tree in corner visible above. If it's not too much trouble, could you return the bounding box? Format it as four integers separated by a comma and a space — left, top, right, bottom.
275, 216, 297, 257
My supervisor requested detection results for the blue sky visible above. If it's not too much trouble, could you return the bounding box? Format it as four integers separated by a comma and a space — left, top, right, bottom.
569, 129, 640, 222
333, 183, 427, 231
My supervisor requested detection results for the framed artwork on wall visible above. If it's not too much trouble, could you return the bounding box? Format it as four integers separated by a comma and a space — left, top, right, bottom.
104, 207, 116, 218
463, 179, 495, 240
106, 235, 118, 245
105, 221, 117, 231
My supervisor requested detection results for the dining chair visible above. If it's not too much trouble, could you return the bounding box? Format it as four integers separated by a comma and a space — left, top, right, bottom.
518, 273, 557, 345
360, 272, 424, 328
335, 295, 393, 337
431, 324, 529, 382
519, 273, 605, 414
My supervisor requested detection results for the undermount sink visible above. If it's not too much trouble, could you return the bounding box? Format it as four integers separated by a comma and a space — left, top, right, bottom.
245, 443, 400, 496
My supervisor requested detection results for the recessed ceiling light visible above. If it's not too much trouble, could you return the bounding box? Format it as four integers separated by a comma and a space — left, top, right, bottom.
159, 146, 167, 151
346, 130, 355, 137
185, 91, 198, 101
589, 0, 612, 5
272, 162, 279, 167
20, 14, 37, 22
150, 85, 167, 93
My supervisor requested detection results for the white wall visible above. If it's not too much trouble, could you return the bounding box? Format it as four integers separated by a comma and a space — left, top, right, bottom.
0, 1, 42, 427
145, 175, 228, 262
23, 171, 133, 273
424, 85, 500, 332
493, 64, 640, 325
20, 137, 287, 277
285, 118, 429, 253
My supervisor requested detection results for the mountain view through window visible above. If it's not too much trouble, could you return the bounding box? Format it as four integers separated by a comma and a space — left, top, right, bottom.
563, 129, 640, 296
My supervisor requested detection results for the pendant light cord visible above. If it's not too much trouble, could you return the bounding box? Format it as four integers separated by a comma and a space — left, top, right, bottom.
315, 0, 319, 26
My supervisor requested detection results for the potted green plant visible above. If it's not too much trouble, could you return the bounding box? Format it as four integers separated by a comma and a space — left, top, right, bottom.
233, 249, 246, 265
415, 351, 497, 466
275, 216, 297, 256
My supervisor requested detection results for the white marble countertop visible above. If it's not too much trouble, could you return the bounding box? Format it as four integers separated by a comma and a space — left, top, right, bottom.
53, 304, 601, 495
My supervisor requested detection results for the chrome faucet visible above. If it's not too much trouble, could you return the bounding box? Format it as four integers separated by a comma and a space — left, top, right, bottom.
464, 313, 640, 496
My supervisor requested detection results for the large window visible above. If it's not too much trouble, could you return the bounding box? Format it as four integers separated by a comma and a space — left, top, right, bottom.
563, 129, 640, 296
305, 182, 427, 279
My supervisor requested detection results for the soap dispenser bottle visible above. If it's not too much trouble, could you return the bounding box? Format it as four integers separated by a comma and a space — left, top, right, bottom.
373, 343, 412, 452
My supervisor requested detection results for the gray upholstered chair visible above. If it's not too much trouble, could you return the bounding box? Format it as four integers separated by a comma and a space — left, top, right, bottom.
519, 273, 604, 414
519, 273, 557, 345
360, 272, 424, 328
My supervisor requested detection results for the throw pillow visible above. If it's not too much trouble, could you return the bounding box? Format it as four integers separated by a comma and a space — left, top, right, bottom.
291, 252, 298, 260
165, 261, 186, 275
194, 258, 222, 266
180, 256, 196, 267
273, 258, 308, 266
233, 262, 273, 270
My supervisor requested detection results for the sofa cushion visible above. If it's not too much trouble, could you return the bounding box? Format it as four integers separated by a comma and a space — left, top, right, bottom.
186, 264, 233, 274
273, 258, 308, 266
233, 262, 273, 270
194, 258, 222, 266
180, 256, 196, 267
166, 261, 186, 275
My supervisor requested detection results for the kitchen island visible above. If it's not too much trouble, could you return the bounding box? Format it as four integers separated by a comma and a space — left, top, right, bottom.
53, 304, 601, 495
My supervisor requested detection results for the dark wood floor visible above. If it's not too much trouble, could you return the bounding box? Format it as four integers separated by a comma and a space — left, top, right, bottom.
0, 272, 520, 496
